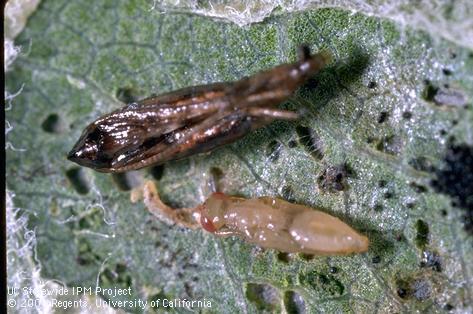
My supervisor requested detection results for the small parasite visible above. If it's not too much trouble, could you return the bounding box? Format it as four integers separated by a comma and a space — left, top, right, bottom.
136, 181, 369, 255
68, 46, 331, 172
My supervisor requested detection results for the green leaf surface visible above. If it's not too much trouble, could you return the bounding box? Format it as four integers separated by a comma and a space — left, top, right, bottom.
6, 0, 473, 313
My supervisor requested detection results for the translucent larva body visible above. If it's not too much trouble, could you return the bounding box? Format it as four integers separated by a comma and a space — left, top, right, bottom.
200, 193, 369, 255
138, 181, 369, 255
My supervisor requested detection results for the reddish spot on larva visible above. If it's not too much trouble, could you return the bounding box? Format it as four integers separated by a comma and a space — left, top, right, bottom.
211, 192, 226, 199
200, 214, 217, 233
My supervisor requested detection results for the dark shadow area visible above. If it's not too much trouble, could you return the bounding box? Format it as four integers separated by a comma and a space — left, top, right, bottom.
298, 270, 344, 296
115, 86, 143, 104
245, 283, 281, 312
41, 113, 63, 133
65, 167, 90, 195
111, 172, 143, 191
295, 125, 324, 160
431, 140, 473, 235
284, 290, 306, 314
296, 45, 371, 113
236, 46, 371, 166
148, 164, 165, 180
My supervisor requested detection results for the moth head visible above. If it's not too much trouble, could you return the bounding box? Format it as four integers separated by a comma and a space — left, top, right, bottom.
67, 124, 112, 170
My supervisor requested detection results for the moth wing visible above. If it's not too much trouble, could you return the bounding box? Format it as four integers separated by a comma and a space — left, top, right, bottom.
97, 83, 231, 158
110, 111, 252, 171
109, 82, 231, 135
137, 82, 230, 106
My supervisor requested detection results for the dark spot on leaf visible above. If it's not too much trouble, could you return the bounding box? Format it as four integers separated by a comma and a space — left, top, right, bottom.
335, 48, 370, 88
277, 252, 291, 263
422, 80, 438, 102
288, 140, 297, 148
396, 277, 432, 301
420, 250, 442, 272
300, 253, 314, 261
41, 113, 62, 133
246, 283, 280, 312
378, 180, 387, 188
422, 81, 467, 107
444, 304, 454, 311
374, 204, 383, 212
397, 287, 409, 299
329, 267, 338, 274
442, 68, 452, 76
304, 77, 319, 89
384, 191, 394, 199
149, 165, 165, 180
396, 233, 405, 242
184, 282, 194, 298
210, 167, 224, 192
295, 126, 323, 160
299, 271, 344, 296
375, 135, 403, 155
377, 111, 389, 124
77, 239, 101, 266
439, 129, 447, 136
284, 291, 306, 314
431, 143, 473, 234
318, 164, 348, 192
410, 182, 428, 193
409, 156, 434, 172
112, 171, 142, 191
441, 209, 448, 216
116, 86, 141, 103
368, 81, 377, 89
406, 202, 416, 209
65, 167, 90, 194
415, 219, 429, 248
282, 185, 295, 203
402, 111, 412, 119
372, 256, 381, 264
266, 140, 282, 162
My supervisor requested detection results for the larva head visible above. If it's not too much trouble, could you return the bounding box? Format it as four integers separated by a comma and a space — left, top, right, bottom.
199, 192, 229, 233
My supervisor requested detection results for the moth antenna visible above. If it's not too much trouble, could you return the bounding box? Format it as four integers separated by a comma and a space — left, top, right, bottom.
298, 45, 312, 61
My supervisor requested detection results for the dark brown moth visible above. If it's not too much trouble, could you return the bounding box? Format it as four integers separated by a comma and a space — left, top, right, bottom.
68, 46, 331, 173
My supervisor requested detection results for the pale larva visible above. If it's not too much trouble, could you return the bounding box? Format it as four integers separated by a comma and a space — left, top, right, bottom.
137, 181, 369, 255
